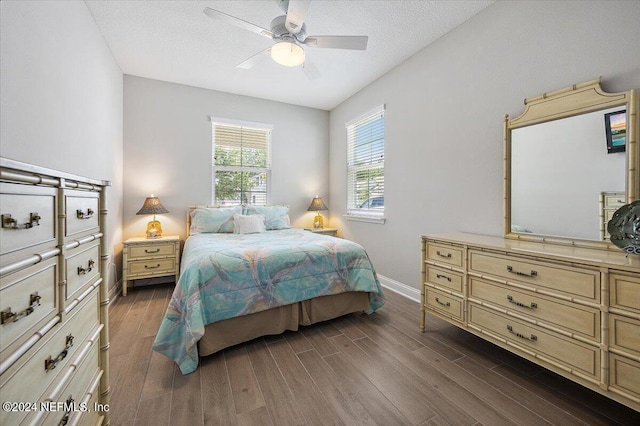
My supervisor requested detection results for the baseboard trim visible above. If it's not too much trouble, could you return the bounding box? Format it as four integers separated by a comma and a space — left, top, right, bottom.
377, 275, 420, 303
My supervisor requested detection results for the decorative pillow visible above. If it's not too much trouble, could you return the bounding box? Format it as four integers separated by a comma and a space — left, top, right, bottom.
233, 214, 266, 234
189, 206, 242, 234
245, 205, 291, 230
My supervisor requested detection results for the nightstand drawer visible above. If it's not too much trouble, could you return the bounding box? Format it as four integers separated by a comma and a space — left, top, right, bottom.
128, 258, 176, 276
604, 193, 626, 209
129, 242, 176, 259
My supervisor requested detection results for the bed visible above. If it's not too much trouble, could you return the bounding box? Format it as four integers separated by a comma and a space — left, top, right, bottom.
152, 205, 385, 374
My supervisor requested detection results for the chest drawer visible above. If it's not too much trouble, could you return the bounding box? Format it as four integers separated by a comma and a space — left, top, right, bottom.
128, 258, 176, 276
0, 290, 99, 421
610, 272, 640, 315
468, 303, 600, 379
426, 241, 463, 268
65, 191, 99, 239
424, 287, 463, 322
66, 241, 100, 301
604, 192, 626, 209
425, 265, 464, 294
129, 242, 176, 259
0, 257, 58, 362
610, 314, 640, 358
469, 251, 600, 302
0, 184, 57, 265
469, 278, 600, 341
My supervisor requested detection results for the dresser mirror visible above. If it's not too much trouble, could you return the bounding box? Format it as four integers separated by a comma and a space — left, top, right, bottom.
505, 78, 639, 249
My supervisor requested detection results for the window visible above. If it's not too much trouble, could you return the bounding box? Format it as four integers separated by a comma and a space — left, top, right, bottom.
211, 118, 272, 206
346, 105, 385, 221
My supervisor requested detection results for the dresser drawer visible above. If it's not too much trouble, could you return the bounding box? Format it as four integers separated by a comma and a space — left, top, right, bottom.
66, 241, 100, 301
469, 277, 600, 341
610, 272, 640, 315
468, 303, 600, 379
129, 241, 176, 259
128, 258, 176, 276
0, 257, 58, 362
424, 287, 463, 322
0, 183, 57, 264
0, 290, 99, 421
604, 192, 626, 209
425, 265, 463, 294
610, 354, 640, 401
65, 191, 99, 239
610, 314, 640, 358
469, 251, 600, 302
425, 241, 463, 268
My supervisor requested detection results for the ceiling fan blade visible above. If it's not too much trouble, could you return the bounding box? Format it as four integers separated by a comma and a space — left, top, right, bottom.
285, 0, 311, 35
237, 48, 272, 69
302, 59, 320, 80
203, 7, 274, 39
304, 35, 368, 50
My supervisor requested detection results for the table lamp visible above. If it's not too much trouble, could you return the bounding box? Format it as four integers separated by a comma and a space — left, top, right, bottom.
136, 195, 169, 238
307, 195, 328, 229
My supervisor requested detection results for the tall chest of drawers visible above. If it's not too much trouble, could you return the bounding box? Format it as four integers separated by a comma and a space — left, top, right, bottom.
421, 232, 640, 412
0, 158, 110, 425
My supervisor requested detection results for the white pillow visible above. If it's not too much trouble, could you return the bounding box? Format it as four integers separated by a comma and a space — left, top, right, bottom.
233, 214, 266, 234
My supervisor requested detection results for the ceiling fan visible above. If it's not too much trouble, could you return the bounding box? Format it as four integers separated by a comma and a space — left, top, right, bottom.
203, 0, 368, 79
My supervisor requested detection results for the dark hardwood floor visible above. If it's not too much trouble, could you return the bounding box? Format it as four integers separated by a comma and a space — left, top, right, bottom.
108, 284, 640, 425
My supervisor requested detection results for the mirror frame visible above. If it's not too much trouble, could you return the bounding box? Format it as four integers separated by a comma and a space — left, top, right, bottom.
504, 78, 639, 250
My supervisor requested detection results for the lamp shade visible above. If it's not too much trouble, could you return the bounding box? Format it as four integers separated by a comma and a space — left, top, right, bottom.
307, 196, 328, 212
136, 196, 169, 215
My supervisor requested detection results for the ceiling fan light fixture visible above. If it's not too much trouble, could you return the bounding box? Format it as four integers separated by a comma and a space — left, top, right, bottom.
271, 40, 305, 67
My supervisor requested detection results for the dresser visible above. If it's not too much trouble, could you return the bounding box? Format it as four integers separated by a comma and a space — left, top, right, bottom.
122, 236, 180, 296
421, 233, 640, 412
0, 158, 110, 425
304, 228, 338, 237
600, 191, 626, 241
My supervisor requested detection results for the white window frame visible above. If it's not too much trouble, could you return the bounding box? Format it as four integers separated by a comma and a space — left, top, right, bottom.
344, 105, 386, 224
210, 117, 273, 206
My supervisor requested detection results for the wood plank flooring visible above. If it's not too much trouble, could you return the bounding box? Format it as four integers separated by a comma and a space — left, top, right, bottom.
108, 284, 640, 425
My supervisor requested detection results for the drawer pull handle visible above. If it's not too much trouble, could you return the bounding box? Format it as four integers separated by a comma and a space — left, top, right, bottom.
1, 292, 42, 325
145, 248, 161, 253
58, 395, 74, 426
1, 212, 41, 229
45, 334, 74, 372
76, 208, 94, 219
436, 274, 451, 282
77, 259, 95, 275
145, 264, 161, 269
436, 251, 452, 259
507, 266, 537, 278
435, 297, 451, 307
507, 325, 537, 342
507, 295, 537, 309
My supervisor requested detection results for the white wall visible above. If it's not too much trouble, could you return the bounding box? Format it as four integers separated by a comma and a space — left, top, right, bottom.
0, 1, 124, 294
123, 76, 329, 240
329, 0, 640, 289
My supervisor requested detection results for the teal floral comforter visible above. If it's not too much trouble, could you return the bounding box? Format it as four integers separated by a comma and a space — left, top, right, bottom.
152, 229, 385, 374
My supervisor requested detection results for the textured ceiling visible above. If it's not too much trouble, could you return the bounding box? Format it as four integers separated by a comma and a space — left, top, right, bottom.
85, 0, 493, 110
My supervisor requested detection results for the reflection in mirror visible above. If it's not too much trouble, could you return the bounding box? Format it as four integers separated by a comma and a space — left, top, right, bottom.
511, 107, 626, 240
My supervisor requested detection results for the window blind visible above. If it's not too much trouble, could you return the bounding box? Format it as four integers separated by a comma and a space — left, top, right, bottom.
346, 105, 385, 217
211, 120, 272, 206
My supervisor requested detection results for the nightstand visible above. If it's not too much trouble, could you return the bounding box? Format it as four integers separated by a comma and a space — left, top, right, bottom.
122, 235, 180, 296
304, 228, 338, 237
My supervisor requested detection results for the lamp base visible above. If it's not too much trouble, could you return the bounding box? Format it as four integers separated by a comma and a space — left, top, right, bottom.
146, 220, 163, 238
313, 213, 324, 229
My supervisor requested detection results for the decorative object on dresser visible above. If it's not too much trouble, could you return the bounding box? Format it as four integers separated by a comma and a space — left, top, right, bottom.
608, 200, 640, 255
422, 78, 640, 412
306, 195, 328, 228
135, 194, 169, 238
121, 235, 180, 296
304, 227, 338, 237
0, 157, 110, 425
